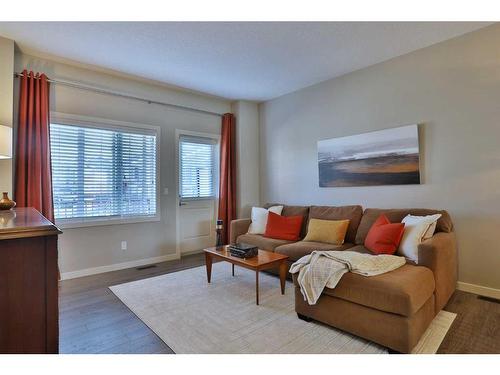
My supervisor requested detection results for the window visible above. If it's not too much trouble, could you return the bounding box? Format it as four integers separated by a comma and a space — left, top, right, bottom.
50, 117, 159, 225
179, 135, 217, 199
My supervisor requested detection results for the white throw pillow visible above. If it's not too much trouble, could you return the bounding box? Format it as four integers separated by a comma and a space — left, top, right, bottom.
398, 214, 442, 263
247, 206, 284, 235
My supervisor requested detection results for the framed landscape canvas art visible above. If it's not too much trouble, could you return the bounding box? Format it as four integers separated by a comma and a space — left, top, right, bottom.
318, 124, 420, 187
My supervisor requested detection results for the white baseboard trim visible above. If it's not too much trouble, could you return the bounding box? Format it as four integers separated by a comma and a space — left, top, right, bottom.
60, 253, 180, 280
457, 281, 500, 299
180, 249, 204, 256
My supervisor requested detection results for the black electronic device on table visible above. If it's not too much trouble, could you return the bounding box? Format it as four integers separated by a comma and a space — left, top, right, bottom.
228, 242, 258, 258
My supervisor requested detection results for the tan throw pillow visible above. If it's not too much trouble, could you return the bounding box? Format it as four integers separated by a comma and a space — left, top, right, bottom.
303, 218, 350, 245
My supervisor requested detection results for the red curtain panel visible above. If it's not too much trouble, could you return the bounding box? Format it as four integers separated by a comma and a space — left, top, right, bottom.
218, 113, 236, 244
15, 70, 54, 223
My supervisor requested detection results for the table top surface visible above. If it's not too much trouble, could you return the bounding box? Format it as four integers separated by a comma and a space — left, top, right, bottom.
0, 207, 61, 240
204, 245, 289, 267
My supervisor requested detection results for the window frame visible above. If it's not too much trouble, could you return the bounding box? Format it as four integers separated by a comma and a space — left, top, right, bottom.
50, 112, 161, 229
176, 129, 220, 203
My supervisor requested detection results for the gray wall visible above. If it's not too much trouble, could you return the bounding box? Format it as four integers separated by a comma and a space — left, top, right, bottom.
14, 52, 232, 276
232, 101, 260, 218
259, 24, 500, 290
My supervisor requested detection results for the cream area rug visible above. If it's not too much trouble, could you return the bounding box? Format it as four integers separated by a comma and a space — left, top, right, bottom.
109, 262, 456, 354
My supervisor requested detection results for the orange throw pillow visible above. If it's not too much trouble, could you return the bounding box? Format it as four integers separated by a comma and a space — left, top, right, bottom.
364, 215, 405, 255
264, 212, 303, 241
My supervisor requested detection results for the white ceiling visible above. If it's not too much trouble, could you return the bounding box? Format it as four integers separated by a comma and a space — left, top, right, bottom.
0, 22, 492, 101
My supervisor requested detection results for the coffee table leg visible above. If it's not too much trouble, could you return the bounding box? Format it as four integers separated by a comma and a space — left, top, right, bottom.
232, 263, 235, 277
205, 252, 212, 283
255, 270, 259, 305
279, 261, 287, 295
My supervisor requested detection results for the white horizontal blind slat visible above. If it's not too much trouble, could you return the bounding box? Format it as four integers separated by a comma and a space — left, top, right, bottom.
179, 136, 216, 199
50, 123, 157, 221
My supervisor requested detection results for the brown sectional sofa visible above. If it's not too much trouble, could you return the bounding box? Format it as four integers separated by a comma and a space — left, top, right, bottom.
230, 204, 457, 353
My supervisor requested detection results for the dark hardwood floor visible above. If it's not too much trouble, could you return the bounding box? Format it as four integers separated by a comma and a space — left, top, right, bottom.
59, 254, 207, 354
438, 290, 500, 353
59, 253, 500, 354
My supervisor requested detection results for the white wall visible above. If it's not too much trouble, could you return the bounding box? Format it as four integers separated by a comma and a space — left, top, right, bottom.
260, 24, 500, 290
232, 101, 260, 218
14, 52, 232, 276
0, 37, 14, 195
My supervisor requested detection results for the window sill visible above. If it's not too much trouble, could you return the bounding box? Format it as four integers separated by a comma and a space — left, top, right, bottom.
55, 214, 161, 229
179, 196, 216, 201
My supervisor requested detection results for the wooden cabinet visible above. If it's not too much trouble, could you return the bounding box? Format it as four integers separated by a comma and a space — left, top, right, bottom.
0, 208, 62, 353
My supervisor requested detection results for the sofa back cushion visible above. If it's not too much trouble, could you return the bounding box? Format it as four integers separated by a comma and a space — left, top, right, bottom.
308, 205, 363, 244
355, 208, 453, 245
264, 203, 310, 238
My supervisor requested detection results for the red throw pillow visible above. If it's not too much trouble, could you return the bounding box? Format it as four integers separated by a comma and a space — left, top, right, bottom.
264, 212, 303, 241
364, 214, 405, 255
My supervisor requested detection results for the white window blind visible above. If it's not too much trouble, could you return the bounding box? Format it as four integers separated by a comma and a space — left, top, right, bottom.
50, 122, 158, 222
179, 135, 217, 199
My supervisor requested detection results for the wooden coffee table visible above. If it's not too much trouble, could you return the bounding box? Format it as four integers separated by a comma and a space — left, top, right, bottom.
203, 246, 289, 305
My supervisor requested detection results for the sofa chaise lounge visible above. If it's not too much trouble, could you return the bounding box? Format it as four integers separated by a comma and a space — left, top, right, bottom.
230, 204, 457, 353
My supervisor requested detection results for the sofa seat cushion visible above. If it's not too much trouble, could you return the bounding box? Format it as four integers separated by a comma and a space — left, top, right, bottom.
275, 241, 354, 261
321, 263, 435, 317
236, 233, 293, 251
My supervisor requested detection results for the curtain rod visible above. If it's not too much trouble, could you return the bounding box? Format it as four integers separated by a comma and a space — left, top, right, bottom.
13, 72, 224, 118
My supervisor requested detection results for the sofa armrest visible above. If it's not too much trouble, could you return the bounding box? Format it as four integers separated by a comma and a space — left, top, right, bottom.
230, 218, 252, 244
418, 232, 457, 312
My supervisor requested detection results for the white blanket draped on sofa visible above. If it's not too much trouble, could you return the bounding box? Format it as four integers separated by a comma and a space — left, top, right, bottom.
289, 251, 406, 305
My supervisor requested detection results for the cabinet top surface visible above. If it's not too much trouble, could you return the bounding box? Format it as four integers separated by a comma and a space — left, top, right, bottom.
0, 208, 61, 239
